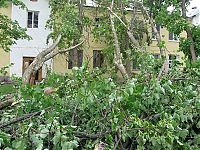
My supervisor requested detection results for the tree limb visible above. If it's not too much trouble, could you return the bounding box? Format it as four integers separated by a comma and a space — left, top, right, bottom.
0, 110, 46, 129
43, 40, 85, 62
181, 0, 196, 62
109, 0, 128, 79
0, 98, 14, 110
73, 130, 112, 139
107, 7, 140, 48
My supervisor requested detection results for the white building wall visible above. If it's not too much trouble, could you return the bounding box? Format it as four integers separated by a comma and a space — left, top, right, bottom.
10, 0, 52, 77
192, 14, 200, 25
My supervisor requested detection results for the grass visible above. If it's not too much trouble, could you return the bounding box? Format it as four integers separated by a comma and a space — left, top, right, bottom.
0, 84, 15, 95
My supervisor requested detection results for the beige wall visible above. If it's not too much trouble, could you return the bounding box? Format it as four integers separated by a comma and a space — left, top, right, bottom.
53, 7, 186, 74
53, 7, 107, 74
149, 27, 186, 63
0, 4, 12, 75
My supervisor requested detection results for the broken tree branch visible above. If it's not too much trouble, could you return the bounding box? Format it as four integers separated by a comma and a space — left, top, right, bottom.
43, 40, 84, 62
22, 35, 62, 84
109, 0, 128, 79
0, 97, 14, 110
73, 130, 112, 139
22, 35, 84, 84
0, 110, 45, 129
107, 7, 140, 48
181, 0, 196, 62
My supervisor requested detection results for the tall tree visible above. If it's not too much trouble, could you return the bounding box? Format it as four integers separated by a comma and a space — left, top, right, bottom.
143, 0, 196, 62
0, 0, 30, 52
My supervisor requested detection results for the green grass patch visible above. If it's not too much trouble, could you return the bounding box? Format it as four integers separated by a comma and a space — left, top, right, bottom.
0, 84, 15, 95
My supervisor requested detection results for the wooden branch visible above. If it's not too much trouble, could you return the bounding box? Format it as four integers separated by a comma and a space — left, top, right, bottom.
0, 109, 48, 129
181, 0, 196, 62
144, 113, 161, 121
109, 0, 128, 79
171, 78, 194, 81
44, 40, 84, 62
0, 98, 14, 110
73, 130, 111, 139
107, 7, 140, 48
22, 35, 62, 84
157, 60, 168, 80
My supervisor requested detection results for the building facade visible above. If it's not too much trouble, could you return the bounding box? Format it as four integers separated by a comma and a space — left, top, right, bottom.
10, 0, 51, 80
0, 0, 186, 78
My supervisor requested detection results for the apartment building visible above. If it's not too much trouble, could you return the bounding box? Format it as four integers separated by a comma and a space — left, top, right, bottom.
0, 0, 186, 80
53, 1, 185, 74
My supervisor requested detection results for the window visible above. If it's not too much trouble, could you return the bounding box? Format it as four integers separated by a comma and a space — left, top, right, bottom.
169, 33, 178, 41
93, 50, 104, 68
168, 54, 177, 68
152, 24, 160, 40
68, 50, 83, 69
27, 11, 39, 28
152, 54, 161, 59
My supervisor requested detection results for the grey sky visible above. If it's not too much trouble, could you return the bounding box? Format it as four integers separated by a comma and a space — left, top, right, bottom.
190, 0, 200, 8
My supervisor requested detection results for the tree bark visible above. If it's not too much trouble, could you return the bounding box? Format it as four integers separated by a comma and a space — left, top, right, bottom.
109, 0, 128, 79
22, 34, 84, 85
22, 35, 62, 84
181, 0, 196, 62
0, 98, 14, 110
107, 7, 140, 48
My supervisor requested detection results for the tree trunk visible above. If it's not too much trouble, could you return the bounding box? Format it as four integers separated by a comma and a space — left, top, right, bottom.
181, 0, 196, 62
22, 35, 84, 85
110, 0, 128, 79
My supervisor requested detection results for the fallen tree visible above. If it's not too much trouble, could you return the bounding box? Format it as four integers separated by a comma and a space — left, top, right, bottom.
22, 35, 84, 84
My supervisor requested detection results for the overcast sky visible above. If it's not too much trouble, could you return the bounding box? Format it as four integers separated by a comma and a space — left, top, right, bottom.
190, 0, 200, 8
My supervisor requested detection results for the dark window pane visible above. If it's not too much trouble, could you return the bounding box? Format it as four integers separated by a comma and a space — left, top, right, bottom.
27, 12, 33, 28
68, 49, 83, 69
174, 35, 178, 41
33, 20, 38, 28
156, 24, 160, 32
93, 50, 103, 68
153, 54, 160, 59
169, 32, 173, 40
78, 50, 83, 67
33, 12, 39, 28
68, 51, 73, 69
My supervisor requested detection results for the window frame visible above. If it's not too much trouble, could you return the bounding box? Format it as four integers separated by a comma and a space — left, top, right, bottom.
152, 53, 161, 59
168, 54, 179, 68
169, 32, 179, 42
68, 49, 83, 69
27, 11, 39, 28
93, 50, 104, 68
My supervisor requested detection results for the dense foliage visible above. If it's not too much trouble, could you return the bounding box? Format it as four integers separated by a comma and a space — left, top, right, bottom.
0, 0, 30, 52
180, 26, 200, 59
0, 0, 200, 149
0, 54, 200, 149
